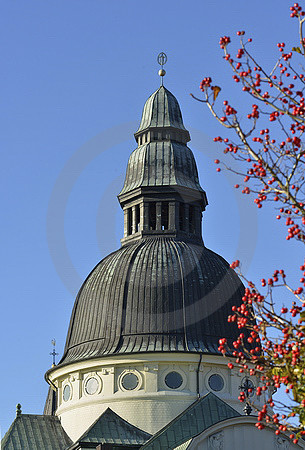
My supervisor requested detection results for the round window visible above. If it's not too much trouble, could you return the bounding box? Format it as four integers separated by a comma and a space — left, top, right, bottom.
121, 372, 139, 390
165, 371, 183, 389
85, 377, 99, 395
208, 374, 224, 392
63, 384, 71, 402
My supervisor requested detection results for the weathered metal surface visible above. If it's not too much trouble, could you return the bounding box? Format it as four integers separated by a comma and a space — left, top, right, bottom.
43, 386, 57, 416
136, 86, 188, 134
119, 141, 204, 196
72, 408, 151, 448
1, 414, 72, 450
59, 238, 245, 366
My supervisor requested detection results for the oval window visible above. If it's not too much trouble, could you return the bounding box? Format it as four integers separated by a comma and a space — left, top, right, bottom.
121, 372, 139, 390
165, 371, 183, 389
63, 384, 71, 402
208, 374, 224, 392
85, 377, 99, 395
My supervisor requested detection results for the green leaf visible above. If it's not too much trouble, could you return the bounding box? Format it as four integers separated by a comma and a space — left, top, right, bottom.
271, 367, 282, 376
292, 47, 302, 53
299, 408, 305, 425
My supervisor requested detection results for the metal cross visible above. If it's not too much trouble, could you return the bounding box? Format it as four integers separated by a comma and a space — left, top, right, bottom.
239, 377, 254, 416
157, 52, 167, 68
239, 377, 254, 398
50, 339, 59, 366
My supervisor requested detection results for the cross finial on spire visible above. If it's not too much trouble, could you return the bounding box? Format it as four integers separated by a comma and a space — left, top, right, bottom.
157, 52, 167, 86
50, 338, 59, 367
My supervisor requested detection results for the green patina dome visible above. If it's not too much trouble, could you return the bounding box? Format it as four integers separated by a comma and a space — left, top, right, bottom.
135, 86, 189, 138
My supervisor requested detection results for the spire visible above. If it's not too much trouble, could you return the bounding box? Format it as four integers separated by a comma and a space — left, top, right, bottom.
134, 53, 189, 144
118, 59, 208, 245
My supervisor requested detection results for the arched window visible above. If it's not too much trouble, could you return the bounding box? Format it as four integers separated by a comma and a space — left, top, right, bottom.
135, 204, 140, 232
189, 205, 195, 233
149, 203, 156, 230
161, 202, 169, 230
179, 203, 185, 231
127, 208, 132, 236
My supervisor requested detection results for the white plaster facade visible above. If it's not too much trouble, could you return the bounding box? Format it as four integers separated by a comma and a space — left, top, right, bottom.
188, 416, 305, 449
47, 353, 265, 442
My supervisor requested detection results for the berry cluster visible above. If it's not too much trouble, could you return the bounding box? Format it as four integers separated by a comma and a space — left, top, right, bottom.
290, 2, 305, 18
199, 77, 212, 90
219, 36, 231, 49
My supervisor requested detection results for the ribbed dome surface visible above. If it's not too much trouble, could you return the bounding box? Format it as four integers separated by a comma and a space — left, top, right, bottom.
119, 141, 204, 196
136, 86, 187, 134
60, 238, 244, 365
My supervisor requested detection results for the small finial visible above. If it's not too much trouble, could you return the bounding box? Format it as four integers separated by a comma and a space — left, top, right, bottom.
16, 403, 22, 417
50, 338, 59, 367
243, 402, 252, 415
157, 52, 167, 86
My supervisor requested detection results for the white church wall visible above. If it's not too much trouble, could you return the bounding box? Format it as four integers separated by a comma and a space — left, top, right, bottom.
189, 417, 305, 450
48, 353, 266, 441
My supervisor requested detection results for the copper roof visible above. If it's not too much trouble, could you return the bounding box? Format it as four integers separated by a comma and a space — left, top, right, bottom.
119, 141, 204, 196
59, 238, 244, 365
1, 414, 72, 450
135, 86, 188, 135
56, 85, 245, 368
141, 392, 240, 449
70, 408, 151, 449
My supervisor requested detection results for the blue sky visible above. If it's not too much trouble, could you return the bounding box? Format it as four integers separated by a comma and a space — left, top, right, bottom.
0, 0, 302, 435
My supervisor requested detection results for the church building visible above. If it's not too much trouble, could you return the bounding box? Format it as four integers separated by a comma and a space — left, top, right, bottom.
2, 59, 303, 450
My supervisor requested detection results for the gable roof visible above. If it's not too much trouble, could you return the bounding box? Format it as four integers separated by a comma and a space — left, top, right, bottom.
69, 408, 151, 449
1, 414, 72, 450
141, 392, 241, 450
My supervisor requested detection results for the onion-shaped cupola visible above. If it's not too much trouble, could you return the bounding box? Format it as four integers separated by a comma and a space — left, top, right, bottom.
118, 85, 208, 246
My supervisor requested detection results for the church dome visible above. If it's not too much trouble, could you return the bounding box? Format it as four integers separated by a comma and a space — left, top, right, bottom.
44, 76, 255, 442
58, 82, 246, 369
59, 237, 244, 366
